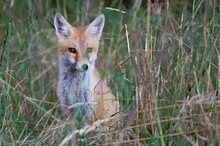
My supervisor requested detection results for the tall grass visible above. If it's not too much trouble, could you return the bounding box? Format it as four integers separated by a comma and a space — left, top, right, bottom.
0, 0, 220, 145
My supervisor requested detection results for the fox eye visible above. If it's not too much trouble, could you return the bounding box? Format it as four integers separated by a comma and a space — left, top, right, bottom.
87, 47, 93, 53
69, 48, 76, 53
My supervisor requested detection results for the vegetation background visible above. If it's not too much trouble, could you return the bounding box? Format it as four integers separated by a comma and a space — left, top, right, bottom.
0, 0, 220, 145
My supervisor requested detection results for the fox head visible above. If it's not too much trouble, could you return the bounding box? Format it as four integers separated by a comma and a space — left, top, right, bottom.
54, 13, 105, 72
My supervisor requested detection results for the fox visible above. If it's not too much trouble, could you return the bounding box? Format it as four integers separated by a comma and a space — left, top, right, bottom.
54, 13, 120, 133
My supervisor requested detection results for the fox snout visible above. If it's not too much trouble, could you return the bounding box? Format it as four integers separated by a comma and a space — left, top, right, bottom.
67, 56, 90, 72
74, 63, 89, 72
81, 64, 88, 71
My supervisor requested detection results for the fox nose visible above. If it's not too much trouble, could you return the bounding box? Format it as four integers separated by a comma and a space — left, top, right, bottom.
81, 64, 88, 71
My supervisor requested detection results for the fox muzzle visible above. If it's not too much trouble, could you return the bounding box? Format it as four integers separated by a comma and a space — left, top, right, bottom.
81, 64, 88, 71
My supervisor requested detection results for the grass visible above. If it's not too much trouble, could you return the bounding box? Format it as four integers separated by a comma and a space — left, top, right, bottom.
0, 0, 220, 145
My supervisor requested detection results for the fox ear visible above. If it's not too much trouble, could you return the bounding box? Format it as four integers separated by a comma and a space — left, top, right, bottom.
86, 14, 105, 38
54, 13, 71, 38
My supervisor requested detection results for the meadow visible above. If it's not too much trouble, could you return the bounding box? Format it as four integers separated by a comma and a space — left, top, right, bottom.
0, 0, 220, 145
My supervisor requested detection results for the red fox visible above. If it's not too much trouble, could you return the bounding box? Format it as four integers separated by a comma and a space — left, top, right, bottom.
54, 13, 120, 133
